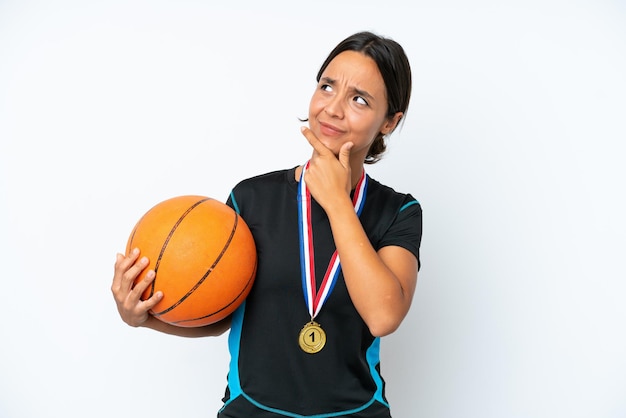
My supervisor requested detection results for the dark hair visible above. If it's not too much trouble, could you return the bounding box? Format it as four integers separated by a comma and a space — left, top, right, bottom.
317, 31, 412, 164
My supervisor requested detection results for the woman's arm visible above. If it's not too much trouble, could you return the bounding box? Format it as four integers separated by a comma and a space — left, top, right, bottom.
141, 314, 231, 337
323, 198, 418, 337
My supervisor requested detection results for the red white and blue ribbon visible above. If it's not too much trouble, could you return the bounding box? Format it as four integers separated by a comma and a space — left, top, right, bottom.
297, 161, 368, 320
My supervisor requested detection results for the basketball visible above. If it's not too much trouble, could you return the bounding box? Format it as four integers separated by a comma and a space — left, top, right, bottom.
126, 195, 257, 327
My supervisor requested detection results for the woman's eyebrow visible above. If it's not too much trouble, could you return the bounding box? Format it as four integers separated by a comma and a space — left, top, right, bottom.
321, 76, 375, 100
352, 87, 374, 101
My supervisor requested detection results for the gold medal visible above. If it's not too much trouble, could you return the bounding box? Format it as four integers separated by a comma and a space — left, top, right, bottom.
298, 321, 326, 354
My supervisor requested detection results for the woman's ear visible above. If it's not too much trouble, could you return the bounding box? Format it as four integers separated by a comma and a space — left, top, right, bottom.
381, 112, 404, 135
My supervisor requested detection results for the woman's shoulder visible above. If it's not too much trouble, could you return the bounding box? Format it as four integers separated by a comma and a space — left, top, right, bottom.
227, 167, 298, 217
367, 175, 421, 213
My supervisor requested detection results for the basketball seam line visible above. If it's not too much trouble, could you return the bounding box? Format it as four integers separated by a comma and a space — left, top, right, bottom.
153, 208, 240, 317
172, 257, 257, 325
147, 197, 211, 299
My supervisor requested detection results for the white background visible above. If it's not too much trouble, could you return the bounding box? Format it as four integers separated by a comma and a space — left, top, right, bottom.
1, 1, 624, 417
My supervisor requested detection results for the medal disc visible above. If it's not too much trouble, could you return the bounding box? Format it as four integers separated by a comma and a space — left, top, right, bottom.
298, 321, 326, 354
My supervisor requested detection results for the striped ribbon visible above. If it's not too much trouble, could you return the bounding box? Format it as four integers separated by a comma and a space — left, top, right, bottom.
297, 161, 368, 320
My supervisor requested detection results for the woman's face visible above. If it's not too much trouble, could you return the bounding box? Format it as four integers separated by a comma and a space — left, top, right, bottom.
308, 50, 402, 160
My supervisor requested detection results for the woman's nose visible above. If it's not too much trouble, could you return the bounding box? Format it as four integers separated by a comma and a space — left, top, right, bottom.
324, 95, 344, 119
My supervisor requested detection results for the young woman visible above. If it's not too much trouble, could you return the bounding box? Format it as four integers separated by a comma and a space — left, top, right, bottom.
112, 31, 422, 418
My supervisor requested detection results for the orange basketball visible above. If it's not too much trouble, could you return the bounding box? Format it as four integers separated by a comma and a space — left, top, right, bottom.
126, 195, 257, 327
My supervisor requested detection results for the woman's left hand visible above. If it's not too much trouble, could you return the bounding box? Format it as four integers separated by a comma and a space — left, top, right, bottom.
300, 126, 354, 211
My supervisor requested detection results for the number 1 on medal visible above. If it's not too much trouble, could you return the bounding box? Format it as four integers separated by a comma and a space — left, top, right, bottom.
298, 321, 326, 354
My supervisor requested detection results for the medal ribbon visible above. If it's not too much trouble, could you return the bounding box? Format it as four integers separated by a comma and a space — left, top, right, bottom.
297, 161, 368, 320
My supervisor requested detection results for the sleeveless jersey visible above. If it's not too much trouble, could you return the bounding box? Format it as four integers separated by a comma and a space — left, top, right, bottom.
219, 167, 422, 418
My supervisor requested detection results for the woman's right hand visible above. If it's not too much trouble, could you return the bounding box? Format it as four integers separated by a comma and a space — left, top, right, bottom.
111, 248, 163, 327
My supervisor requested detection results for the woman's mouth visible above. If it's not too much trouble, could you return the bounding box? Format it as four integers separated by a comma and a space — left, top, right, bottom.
318, 121, 345, 137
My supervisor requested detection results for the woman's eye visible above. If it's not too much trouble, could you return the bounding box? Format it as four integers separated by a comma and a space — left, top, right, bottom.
354, 96, 368, 106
